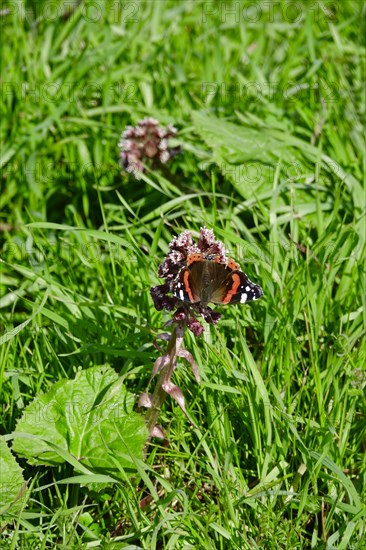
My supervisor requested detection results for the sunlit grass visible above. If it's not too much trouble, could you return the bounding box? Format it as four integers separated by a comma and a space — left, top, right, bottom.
0, 0, 365, 548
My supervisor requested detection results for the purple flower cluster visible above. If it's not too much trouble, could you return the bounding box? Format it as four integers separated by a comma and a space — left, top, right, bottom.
118, 118, 179, 179
150, 227, 226, 335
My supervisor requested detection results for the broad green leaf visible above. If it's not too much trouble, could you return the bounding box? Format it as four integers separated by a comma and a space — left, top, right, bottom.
191, 111, 297, 200
191, 112, 365, 228
0, 436, 27, 518
13, 366, 148, 475
192, 111, 282, 163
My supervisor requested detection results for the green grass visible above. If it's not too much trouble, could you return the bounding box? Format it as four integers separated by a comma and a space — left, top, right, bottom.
1, 0, 365, 548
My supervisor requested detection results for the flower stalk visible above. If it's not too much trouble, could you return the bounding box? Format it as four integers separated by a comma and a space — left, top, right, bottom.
142, 227, 263, 437
143, 323, 199, 438
145, 324, 181, 436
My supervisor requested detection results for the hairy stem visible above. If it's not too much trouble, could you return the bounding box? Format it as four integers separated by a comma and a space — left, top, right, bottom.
145, 324, 184, 436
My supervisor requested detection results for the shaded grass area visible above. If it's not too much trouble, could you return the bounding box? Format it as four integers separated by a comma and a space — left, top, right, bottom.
0, 0, 365, 548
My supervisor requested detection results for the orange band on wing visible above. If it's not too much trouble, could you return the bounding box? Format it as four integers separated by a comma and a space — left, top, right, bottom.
187, 253, 203, 266
222, 272, 241, 304
227, 258, 241, 270
183, 269, 195, 302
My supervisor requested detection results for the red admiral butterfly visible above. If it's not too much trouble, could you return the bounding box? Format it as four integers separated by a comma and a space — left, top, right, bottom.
173, 253, 263, 306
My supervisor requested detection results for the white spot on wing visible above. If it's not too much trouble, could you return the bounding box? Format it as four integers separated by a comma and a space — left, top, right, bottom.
179, 290, 185, 300
245, 286, 250, 291
240, 293, 247, 303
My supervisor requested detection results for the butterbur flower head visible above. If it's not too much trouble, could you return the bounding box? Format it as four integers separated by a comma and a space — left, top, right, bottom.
150, 227, 263, 336
119, 118, 179, 179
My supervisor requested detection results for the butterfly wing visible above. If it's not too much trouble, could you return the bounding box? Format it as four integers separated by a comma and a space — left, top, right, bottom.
173, 266, 202, 303
173, 260, 263, 305
211, 269, 263, 304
